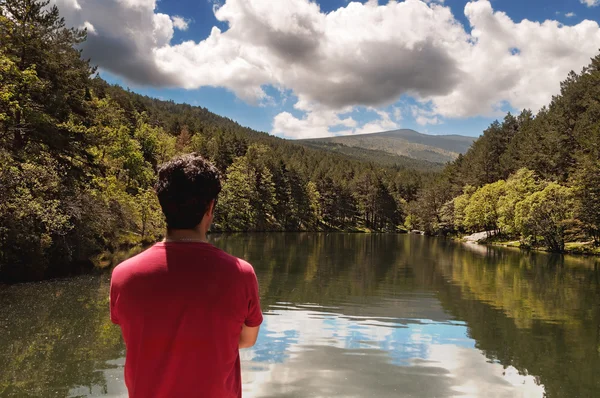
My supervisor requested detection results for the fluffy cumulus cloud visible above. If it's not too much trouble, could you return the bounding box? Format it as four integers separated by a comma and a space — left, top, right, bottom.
272, 100, 399, 138
581, 0, 599, 8
51, 0, 600, 138
354, 109, 399, 135
428, 0, 600, 119
51, 0, 178, 86
171, 16, 190, 31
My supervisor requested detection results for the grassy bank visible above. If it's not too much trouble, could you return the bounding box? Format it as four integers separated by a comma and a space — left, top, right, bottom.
470, 237, 600, 256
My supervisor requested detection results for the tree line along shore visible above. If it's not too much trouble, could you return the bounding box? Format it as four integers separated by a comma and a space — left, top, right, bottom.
1, 1, 599, 282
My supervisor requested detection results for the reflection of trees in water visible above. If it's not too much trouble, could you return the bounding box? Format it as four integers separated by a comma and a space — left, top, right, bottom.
1, 234, 598, 397
217, 233, 600, 397
213, 233, 424, 307
0, 275, 123, 396
434, 246, 600, 398
439, 246, 600, 328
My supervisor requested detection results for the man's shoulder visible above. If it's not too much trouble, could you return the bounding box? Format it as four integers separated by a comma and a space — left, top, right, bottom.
111, 245, 162, 280
212, 247, 255, 274
110, 243, 256, 283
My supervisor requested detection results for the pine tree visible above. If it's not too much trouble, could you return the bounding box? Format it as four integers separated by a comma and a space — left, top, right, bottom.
0, 0, 96, 166
572, 156, 600, 245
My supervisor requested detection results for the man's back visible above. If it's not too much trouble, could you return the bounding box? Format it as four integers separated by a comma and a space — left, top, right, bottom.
110, 241, 263, 398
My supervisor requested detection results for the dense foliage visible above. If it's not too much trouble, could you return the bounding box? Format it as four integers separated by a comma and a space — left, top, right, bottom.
0, 0, 433, 282
2, 0, 598, 282
409, 52, 600, 252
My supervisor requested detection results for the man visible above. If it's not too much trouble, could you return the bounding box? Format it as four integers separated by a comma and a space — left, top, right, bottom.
110, 154, 263, 398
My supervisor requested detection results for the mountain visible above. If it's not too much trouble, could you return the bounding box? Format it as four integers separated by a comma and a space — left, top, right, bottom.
300, 129, 476, 164
299, 140, 444, 171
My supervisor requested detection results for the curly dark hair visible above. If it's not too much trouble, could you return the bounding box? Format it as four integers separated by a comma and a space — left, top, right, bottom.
155, 153, 222, 230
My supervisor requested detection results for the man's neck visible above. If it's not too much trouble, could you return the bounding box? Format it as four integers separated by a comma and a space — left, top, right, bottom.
164, 228, 207, 243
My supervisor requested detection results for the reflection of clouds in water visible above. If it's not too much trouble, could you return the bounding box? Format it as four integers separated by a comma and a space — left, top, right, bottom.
426, 345, 545, 398
246, 307, 474, 366
242, 307, 545, 398
70, 306, 544, 398
68, 358, 128, 398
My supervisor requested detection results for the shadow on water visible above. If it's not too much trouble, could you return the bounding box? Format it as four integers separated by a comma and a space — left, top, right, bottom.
0, 275, 123, 397
0, 233, 598, 397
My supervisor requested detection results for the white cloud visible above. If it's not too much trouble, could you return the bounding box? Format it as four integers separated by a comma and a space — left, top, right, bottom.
565, 12, 576, 18
51, 0, 178, 85
428, 0, 600, 119
393, 107, 403, 122
411, 105, 442, 126
82, 21, 96, 34
50, 0, 600, 137
353, 109, 399, 135
171, 16, 190, 31
581, 0, 599, 7
272, 100, 356, 139
271, 100, 400, 139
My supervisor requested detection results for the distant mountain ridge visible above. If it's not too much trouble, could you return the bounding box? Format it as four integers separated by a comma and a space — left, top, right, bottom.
300, 129, 476, 164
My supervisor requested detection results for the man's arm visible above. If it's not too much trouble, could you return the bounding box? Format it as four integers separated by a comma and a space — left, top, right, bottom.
240, 261, 263, 349
109, 273, 120, 325
239, 324, 260, 349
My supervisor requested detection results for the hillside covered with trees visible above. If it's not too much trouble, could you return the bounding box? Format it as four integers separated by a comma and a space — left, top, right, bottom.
2, 0, 599, 282
302, 129, 475, 164
408, 53, 600, 253
0, 0, 433, 282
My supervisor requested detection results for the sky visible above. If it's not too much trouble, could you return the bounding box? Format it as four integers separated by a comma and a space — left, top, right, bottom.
51, 0, 600, 138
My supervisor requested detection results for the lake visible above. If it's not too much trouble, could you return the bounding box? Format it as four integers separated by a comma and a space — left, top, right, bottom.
1, 233, 599, 397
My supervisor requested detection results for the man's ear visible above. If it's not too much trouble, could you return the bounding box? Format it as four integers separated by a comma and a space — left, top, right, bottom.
207, 200, 216, 217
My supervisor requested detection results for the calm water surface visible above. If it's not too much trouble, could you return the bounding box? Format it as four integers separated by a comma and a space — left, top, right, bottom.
1, 234, 599, 397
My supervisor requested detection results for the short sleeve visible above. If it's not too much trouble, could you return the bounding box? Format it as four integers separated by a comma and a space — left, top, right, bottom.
245, 268, 263, 327
109, 276, 120, 325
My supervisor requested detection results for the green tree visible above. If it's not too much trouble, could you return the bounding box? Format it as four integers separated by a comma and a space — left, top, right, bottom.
304, 180, 321, 230
572, 156, 600, 244
500, 109, 535, 175
409, 178, 453, 234
354, 170, 378, 228
0, 52, 40, 132
0, 0, 100, 281
497, 169, 546, 235
0, 0, 96, 162
136, 188, 164, 243
373, 178, 399, 230
463, 180, 506, 233
515, 183, 575, 252
453, 185, 476, 231
0, 151, 70, 280
460, 114, 519, 186
217, 155, 256, 231
245, 144, 278, 230
133, 117, 176, 168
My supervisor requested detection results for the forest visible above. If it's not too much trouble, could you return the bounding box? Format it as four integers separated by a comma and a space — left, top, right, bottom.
407, 52, 600, 254
0, 0, 431, 282
1, 0, 599, 282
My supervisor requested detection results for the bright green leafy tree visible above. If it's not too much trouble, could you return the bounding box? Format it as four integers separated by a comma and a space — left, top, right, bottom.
515, 183, 575, 252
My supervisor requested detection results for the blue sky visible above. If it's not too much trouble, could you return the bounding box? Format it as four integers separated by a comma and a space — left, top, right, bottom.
57, 0, 600, 138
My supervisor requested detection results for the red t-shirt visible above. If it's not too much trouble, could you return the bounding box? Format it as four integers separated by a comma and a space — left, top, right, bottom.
110, 241, 263, 398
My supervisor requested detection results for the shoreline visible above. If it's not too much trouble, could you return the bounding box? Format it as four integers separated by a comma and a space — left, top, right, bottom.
487, 241, 600, 257
458, 235, 600, 257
